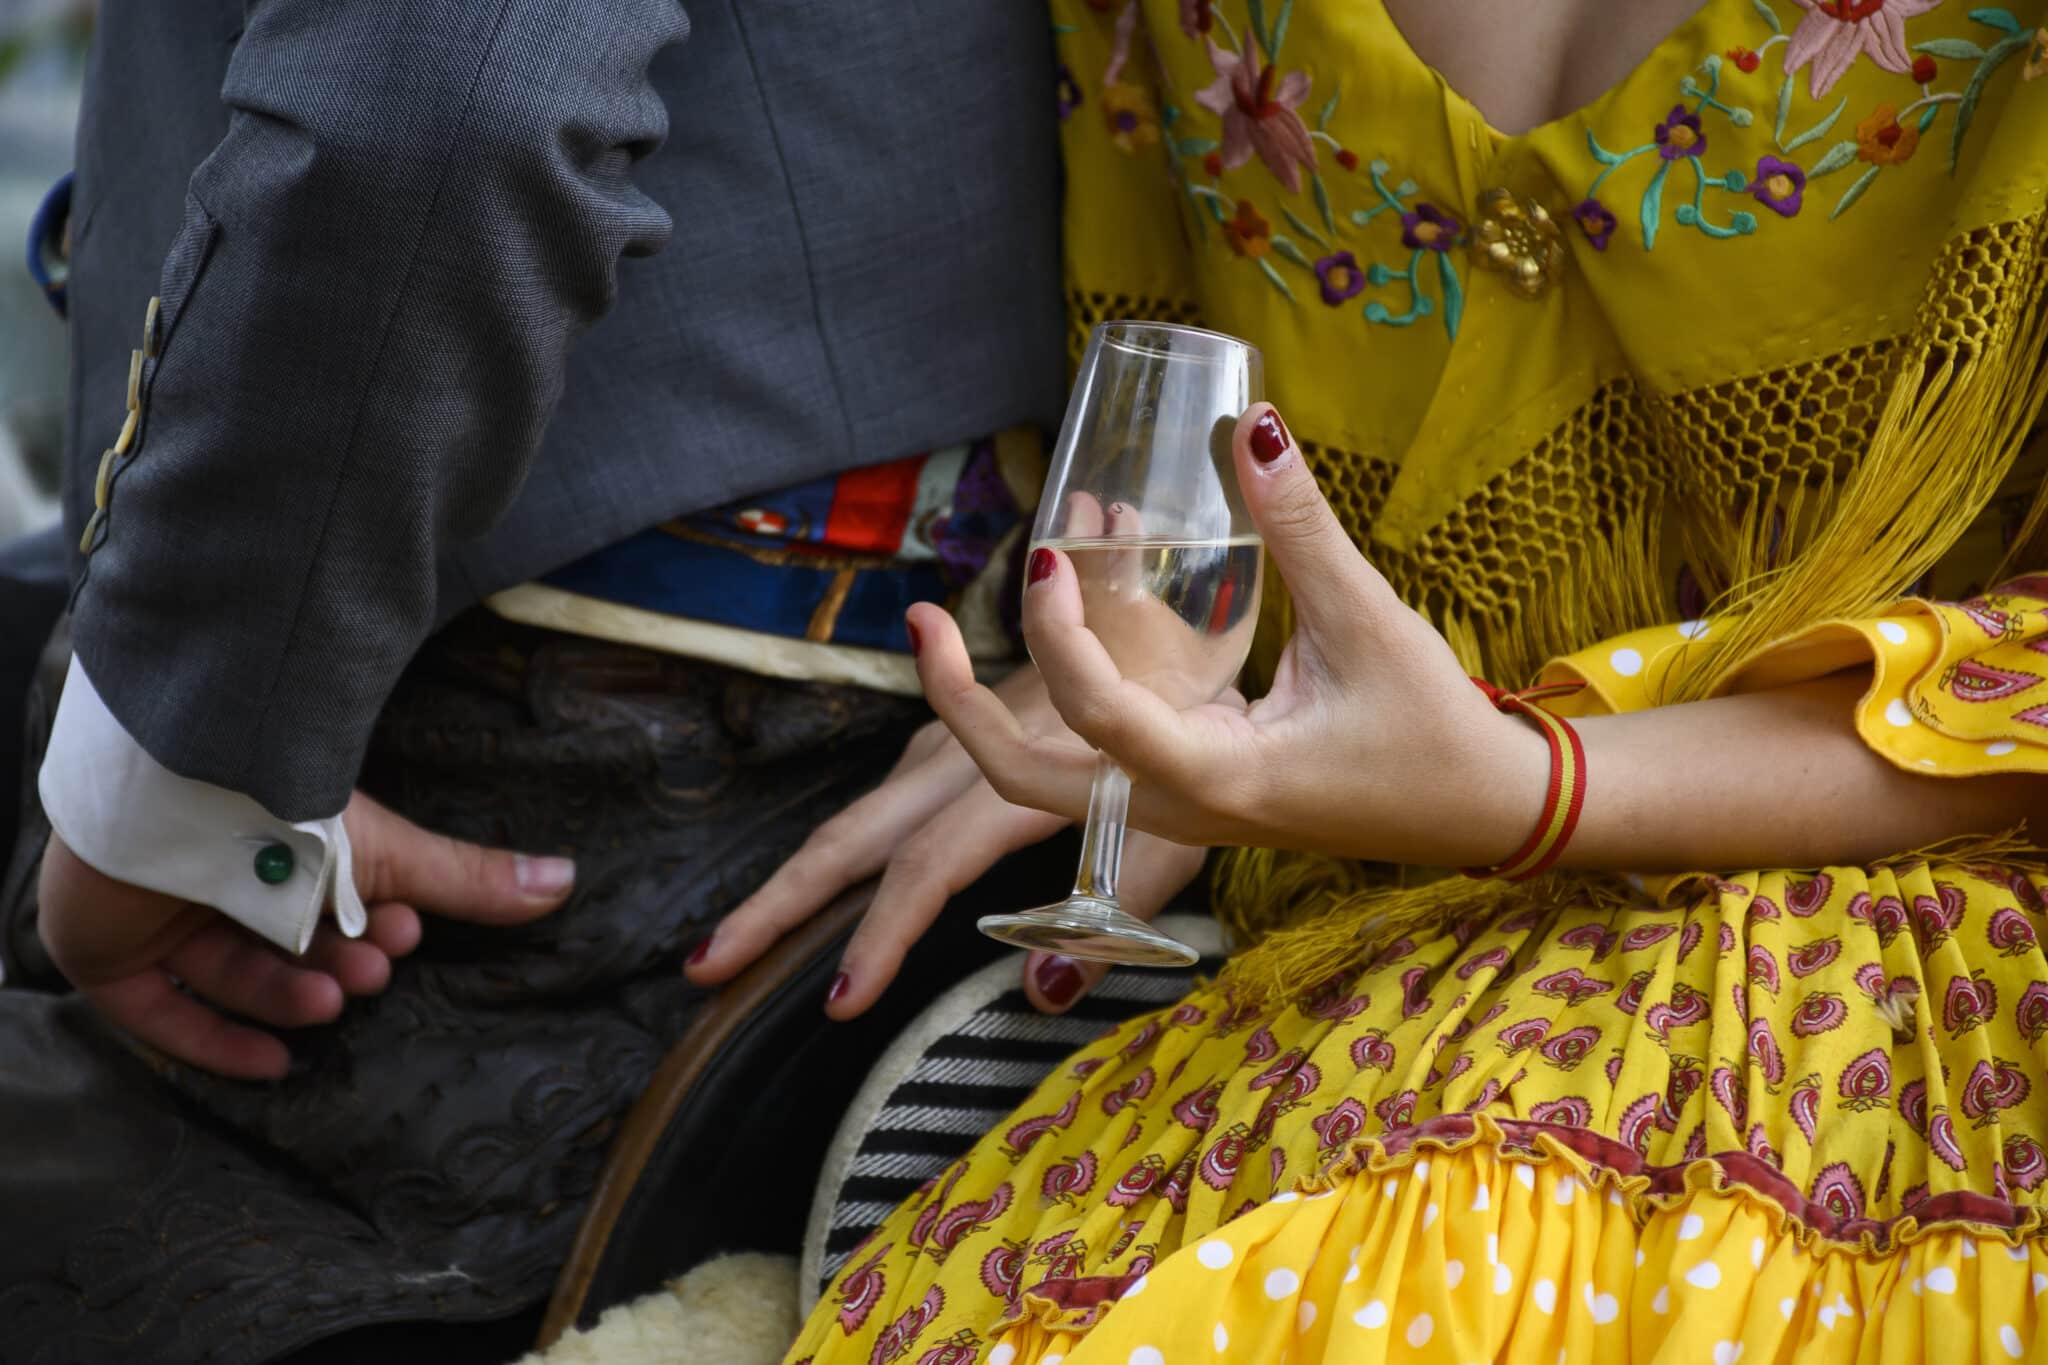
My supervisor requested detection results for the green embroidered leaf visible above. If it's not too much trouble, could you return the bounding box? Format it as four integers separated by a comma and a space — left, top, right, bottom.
1781, 95, 1847, 152
1918, 101, 1941, 131
1351, 209, 1379, 227
1271, 0, 1295, 58
1807, 139, 1861, 177
1270, 234, 1315, 268
1911, 37, 1988, 59
1281, 205, 1330, 248
1177, 137, 1222, 157
1395, 179, 1419, 197
1369, 157, 1391, 176
1257, 257, 1296, 300
1051, 22, 1079, 34
1952, 32, 2030, 172
1751, 0, 1783, 34
1772, 75, 1793, 144
1830, 164, 1881, 219
1313, 173, 1338, 236
1247, 0, 1272, 57
1969, 7, 2023, 35
1365, 262, 1396, 285
1317, 86, 1340, 130
1640, 161, 1671, 249
1436, 252, 1464, 340
1721, 167, 1750, 192
1586, 129, 1624, 166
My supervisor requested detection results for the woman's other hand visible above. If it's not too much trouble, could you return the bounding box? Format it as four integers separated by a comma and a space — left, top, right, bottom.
686, 662, 1205, 1017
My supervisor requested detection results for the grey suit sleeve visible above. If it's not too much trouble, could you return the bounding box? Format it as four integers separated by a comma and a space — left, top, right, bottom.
71, 0, 689, 821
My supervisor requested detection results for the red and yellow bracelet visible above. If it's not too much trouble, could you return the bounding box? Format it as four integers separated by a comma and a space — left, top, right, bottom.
1458, 678, 1587, 882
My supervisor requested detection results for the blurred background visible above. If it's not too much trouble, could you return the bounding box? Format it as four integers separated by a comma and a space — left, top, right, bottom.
0, 0, 90, 541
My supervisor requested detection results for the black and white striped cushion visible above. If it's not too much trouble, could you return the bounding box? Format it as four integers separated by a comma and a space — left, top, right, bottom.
801, 916, 1227, 1301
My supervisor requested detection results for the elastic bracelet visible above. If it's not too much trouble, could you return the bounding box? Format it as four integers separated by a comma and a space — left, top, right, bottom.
1458, 677, 1587, 882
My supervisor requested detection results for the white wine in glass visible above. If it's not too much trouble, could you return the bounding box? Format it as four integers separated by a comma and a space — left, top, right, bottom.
978, 321, 1265, 968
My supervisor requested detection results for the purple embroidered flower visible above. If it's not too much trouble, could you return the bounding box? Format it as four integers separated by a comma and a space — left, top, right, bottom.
1314, 251, 1366, 305
1654, 104, 1707, 159
1400, 203, 1461, 251
1571, 198, 1617, 250
1751, 155, 1806, 217
1056, 64, 1082, 122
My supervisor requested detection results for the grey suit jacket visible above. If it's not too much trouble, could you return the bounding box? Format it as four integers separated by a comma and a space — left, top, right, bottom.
62, 0, 1065, 820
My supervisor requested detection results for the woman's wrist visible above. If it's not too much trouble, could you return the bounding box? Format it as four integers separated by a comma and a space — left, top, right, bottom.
1451, 707, 1561, 870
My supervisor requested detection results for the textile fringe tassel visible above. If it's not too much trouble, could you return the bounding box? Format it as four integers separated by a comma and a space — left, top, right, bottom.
1215, 210, 2048, 1002
1665, 212, 2048, 703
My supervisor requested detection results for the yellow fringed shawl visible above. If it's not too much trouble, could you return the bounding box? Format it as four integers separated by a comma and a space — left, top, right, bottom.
1053, 0, 2048, 998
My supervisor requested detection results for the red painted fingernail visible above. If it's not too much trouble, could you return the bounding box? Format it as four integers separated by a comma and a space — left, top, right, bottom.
828, 971, 851, 1004
686, 938, 711, 967
1034, 954, 1085, 1008
907, 620, 923, 658
1249, 409, 1291, 463
1028, 547, 1057, 584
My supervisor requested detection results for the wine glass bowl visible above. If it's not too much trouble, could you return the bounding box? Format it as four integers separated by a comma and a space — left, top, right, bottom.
978, 322, 1265, 968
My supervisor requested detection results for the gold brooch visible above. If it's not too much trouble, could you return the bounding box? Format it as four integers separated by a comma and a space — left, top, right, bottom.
1471, 189, 1566, 299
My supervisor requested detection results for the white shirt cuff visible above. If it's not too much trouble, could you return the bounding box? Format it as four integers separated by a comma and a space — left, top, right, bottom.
37, 656, 366, 955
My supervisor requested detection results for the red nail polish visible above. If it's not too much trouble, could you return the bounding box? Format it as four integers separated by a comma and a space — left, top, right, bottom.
1249, 409, 1291, 463
1033, 955, 1085, 1008
686, 938, 711, 967
1028, 547, 1056, 584
828, 971, 850, 1004
907, 620, 923, 658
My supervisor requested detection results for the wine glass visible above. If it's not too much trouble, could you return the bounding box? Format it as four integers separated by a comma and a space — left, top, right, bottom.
978, 321, 1265, 967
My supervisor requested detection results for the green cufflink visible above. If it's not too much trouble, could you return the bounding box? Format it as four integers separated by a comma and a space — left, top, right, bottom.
253, 842, 295, 885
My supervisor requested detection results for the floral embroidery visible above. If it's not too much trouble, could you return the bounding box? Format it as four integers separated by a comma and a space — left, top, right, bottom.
1314, 250, 1366, 304
1194, 38, 1318, 191
1751, 154, 1808, 213
1784, 0, 1943, 99
2026, 26, 2048, 77
1582, 59, 1761, 248
1058, 65, 1084, 121
1400, 202, 1462, 251
1102, 81, 1162, 153
1572, 199, 1619, 249
1656, 102, 1711, 157
1855, 101, 1921, 161
1728, 44, 1766, 70
1223, 198, 1272, 256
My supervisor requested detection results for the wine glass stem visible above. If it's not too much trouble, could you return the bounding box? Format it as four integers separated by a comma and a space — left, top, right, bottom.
1070, 752, 1130, 904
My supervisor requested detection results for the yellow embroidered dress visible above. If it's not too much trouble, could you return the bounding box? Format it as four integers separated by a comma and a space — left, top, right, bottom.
786, 1, 2048, 1360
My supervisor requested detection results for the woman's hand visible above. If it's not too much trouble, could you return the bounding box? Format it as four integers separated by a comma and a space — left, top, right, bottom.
687, 662, 1206, 1018
908, 403, 1554, 869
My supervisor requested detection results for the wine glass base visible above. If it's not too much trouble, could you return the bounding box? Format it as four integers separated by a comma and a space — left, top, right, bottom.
977, 898, 1201, 967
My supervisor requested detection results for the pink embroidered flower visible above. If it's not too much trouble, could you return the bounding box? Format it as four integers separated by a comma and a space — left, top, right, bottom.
1751, 155, 1807, 217
1654, 104, 1707, 159
1193, 41, 1318, 193
1784, 0, 1945, 100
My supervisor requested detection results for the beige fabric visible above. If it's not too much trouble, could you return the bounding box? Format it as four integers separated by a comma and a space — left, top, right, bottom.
511, 1252, 800, 1365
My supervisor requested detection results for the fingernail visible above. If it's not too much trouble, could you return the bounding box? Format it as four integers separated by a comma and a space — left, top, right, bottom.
1028, 547, 1056, 584
685, 936, 712, 967
827, 971, 851, 1004
1034, 954, 1085, 1008
1250, 408, 1291, 464
907, 619, 923, 658
516, 855, 576, 898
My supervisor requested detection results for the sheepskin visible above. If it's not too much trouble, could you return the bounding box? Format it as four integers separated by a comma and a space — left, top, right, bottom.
511, 1252, 801, 1365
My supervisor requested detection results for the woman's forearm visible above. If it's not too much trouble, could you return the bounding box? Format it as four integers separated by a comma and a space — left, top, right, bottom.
1554, 669, 2048, 874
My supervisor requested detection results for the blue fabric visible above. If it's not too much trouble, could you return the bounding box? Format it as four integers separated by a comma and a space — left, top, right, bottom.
25, 173, 70, 318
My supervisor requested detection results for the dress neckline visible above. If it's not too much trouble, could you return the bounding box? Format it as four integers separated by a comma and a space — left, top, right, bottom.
1369, 0, 1725, 145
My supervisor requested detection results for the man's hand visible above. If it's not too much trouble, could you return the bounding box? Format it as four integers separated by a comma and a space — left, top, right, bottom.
686, 663, 1205, 1018
37, 792, 574, 1081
